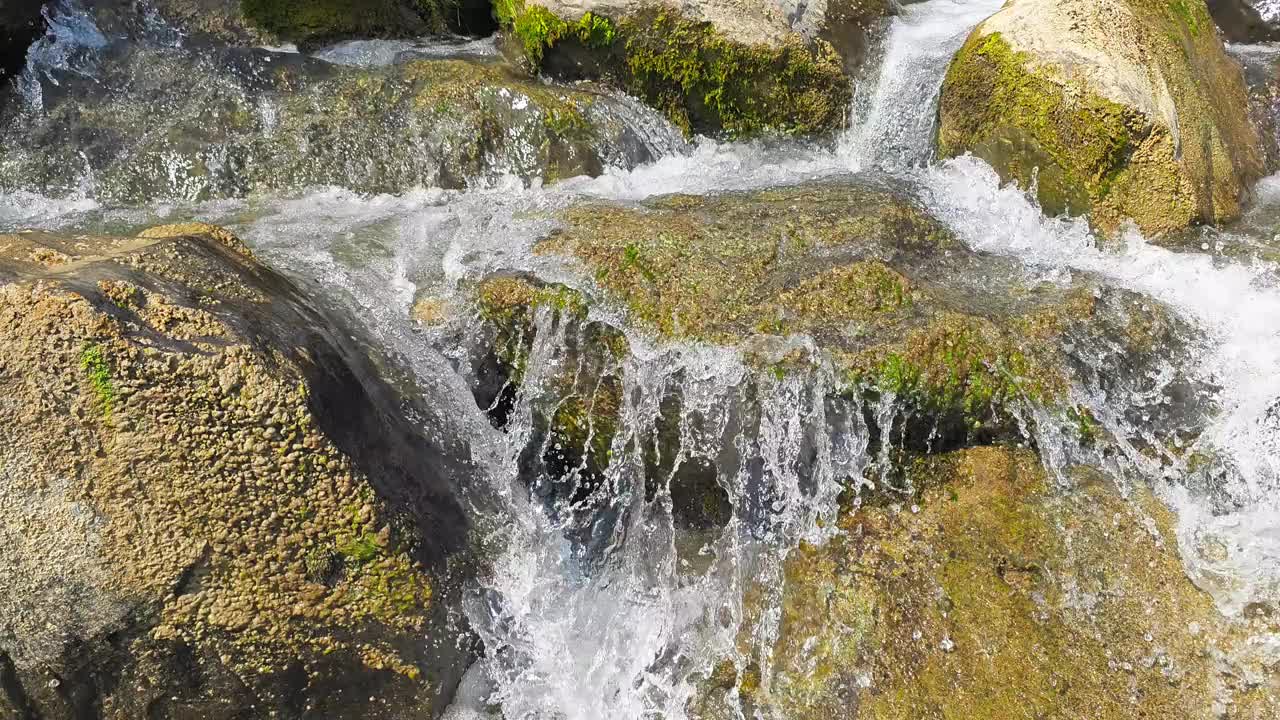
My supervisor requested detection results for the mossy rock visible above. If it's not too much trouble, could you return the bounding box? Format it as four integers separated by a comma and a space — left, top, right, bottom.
0, 226, 476, 717
456, 181, 1200, 511
938, 0, 1265, 236
494, 1, 879, 137
693, 447, 1280, 719
531, 181, 1148, 445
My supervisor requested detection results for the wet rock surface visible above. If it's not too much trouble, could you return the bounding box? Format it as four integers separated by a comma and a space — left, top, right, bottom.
1209, 0, 1280, 41
452, 179, 1208, 531
0, 39, 670, 203
0, 224, 478, 719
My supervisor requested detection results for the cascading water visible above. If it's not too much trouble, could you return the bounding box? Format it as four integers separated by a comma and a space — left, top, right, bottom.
4, 0, 1280, 716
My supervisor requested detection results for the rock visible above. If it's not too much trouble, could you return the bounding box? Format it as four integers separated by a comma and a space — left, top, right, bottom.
0, 225, 476, 718
460, 181, 1202, 510
938, 0, 1265, 236
693, 447, 1280, 719
494, 0, 892, 137
1207, 0, 1280, 42
0, 45, 666, 202
0, 0, 44, 81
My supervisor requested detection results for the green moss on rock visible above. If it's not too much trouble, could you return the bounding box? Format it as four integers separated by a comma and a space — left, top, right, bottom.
496, 2, 851, 137
531, 182, 1098, 438
938, 0, 1265, 235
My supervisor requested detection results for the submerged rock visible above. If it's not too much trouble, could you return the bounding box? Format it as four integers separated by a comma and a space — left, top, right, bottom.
495, 0, 892, 137
0, 224, 476, 717
0, 44, 666, 202
695, 447, 1280, 719
938, 0, 1265, 236
1208, 0, 1280, 41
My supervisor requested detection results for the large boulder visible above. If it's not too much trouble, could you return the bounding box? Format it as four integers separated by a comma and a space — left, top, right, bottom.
494, 0, 892, 137
693, 447, 1280, 719
0, 0, 44, 81
445, 181, 1202, 525
1207, 0, 1280, 42
0, 45, 666, 202
938, 0, 1265, 236
0, 224, 477, 718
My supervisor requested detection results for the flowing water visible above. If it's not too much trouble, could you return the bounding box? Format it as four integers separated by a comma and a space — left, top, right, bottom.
4, 0, 1280, 717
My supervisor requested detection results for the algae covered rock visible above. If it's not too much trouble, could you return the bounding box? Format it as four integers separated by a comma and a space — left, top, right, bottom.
938, 0, 1265, 236
0, 44, 661, 202
533, 181, 1144, 442
0, 225, 476, 717
495, 0, 891, 137
694, 447, 1280, 719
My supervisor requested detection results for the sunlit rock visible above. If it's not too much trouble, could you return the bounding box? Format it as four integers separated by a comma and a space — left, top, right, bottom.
458, 180, 1205, 519
938, 0, 1265, 236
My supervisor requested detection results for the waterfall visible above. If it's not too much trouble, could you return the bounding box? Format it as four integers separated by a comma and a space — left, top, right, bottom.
3, 0, 1280, 716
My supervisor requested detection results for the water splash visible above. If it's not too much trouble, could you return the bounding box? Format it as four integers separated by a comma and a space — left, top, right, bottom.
15, 0, 108, 111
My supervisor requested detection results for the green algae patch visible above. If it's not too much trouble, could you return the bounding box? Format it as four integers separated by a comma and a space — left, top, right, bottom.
938, 0, 1265, 235
80, 343, 117, 420
702, 447, 1280, 719
617, 9, 850, 137
496, 2, 851, 137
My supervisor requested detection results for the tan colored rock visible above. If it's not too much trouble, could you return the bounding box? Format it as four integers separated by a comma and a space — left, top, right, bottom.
0, 225, 472, 717
938, 0, 1265, 235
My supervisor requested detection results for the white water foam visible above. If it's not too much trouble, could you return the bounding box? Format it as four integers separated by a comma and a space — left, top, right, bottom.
921, 156, 1280, 615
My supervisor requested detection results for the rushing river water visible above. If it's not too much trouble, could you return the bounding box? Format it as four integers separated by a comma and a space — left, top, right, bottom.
4, 0, 1280, 717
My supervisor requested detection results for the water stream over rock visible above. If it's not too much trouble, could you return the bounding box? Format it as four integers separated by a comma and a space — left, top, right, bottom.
4, 0, 1280, 717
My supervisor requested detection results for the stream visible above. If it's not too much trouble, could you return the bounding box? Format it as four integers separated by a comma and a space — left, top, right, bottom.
3, 0, 1280, 717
